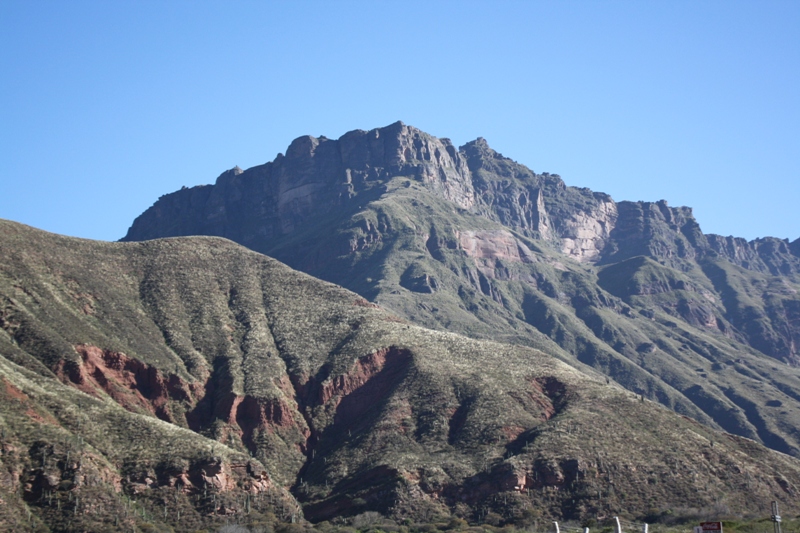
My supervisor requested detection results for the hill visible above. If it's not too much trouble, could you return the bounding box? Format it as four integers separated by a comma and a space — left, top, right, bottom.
2, 220, 799, 531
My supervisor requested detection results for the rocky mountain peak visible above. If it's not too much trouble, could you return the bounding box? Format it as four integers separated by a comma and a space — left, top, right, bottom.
338, 121, 475, 208
459, 136, 523, 178
214, 165, 244, 183
285, 134, 324, 160
124, 122, 480, 245
460, 137, 489, 154
125, 122, 800, 278
791, 237, 800, 257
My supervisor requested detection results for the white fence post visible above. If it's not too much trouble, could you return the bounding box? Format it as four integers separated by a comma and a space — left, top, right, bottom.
614, 516, 623, 533
772, 501, 782, 533
553, 521, 560, 533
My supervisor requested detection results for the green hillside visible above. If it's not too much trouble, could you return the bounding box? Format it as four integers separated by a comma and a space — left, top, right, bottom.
2, 220, 799, 531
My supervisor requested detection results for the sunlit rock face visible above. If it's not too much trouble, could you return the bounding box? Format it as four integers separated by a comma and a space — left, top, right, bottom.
558, 199, 618, 262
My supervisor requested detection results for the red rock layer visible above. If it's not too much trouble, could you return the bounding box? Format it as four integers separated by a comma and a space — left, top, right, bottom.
54, 344, 202, 423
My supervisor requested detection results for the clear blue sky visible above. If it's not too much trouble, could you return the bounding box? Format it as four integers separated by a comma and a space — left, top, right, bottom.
2, 1, 798, 242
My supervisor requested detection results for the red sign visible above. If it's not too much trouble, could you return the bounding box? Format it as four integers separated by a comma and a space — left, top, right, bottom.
701, 523, 723, 533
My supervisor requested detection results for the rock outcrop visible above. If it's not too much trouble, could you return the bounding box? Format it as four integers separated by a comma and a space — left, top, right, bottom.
125, 122, 474, 248
124, 122, 800, 275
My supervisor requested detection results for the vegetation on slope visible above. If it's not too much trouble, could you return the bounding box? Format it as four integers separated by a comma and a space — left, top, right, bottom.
2, 220, 800, 531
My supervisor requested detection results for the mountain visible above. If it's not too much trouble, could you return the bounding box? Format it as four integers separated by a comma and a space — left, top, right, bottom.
3, 220, 800, 531
122, 121, 800, 461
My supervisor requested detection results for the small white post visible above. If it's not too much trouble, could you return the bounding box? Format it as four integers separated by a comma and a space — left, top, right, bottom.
615, 516, 623, 533
642, 524, 648, 533
584, 528, 590, 533
772, 501, 782, 533
554, 522, 560, 533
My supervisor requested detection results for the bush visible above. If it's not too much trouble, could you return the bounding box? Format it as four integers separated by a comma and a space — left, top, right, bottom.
445, 518, 468, 530
352, 511, 383, 530
218, 526, 252, 533
277, 523, 309, 533
483, 513, 502, 527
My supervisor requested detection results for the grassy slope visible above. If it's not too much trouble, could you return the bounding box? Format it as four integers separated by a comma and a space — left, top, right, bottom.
2, 219, 800, 529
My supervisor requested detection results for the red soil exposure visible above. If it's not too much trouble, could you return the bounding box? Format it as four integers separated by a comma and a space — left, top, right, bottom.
319, 348, 401, 405
2, 377, 59, 425
317, 348, 411, 427
353, 297, 379, 308
125, 457, 272, 497
501, 425, 525, 441
235, 395, 309, 453
208, 392, 244, 426
203, 383, 308, 455
332, 348, 411, 430
23, 408, 48, 424
49, 348, 307, 456
55, 345, 409, 468
2, 377, 27, 401
526, 376, 568, 420
55, 345, 203, 423
493, 464, 528, 492
529, 458, 583, 489
451, 457, 582, 505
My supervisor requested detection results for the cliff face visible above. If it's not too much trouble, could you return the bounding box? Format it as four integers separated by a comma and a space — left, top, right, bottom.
125, 122, 800, 274
3, 220, 800, 529
121, 122, 800, 462
128, 123, 474, 248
